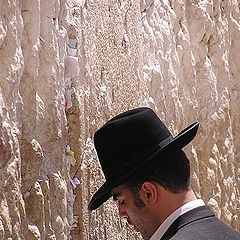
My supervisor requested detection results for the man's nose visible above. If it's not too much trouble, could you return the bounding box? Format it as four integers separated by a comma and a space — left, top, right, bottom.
118, 204, 128, 219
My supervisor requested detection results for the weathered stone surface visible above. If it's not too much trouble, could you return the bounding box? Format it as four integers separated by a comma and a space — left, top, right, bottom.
0, 0, 239, 239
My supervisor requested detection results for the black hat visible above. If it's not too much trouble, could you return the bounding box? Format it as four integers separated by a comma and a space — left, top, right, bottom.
89, 107, 199, 210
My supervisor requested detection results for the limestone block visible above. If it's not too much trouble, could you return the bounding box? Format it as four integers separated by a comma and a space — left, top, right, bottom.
0, 122, 13, 169
24, 181, 45, 237
66, 189, 75, 227
52, 215, 64, 235
0, 217, 5, 239
0, 18, 6, 47
48, 172, 69, 239
20, 138, 44, 192
25, 224, 41, 240
39, 180, 56, 239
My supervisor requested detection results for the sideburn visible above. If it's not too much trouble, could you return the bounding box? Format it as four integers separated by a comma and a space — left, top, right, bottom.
129, 185, 146, 209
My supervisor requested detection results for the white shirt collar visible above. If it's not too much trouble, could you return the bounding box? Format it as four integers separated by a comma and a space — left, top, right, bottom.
150, 199, 205, 240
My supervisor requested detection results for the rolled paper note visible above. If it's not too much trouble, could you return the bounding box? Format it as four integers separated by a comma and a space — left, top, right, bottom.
79, 0, 86, 7
23, 192, 31, 199
64, 56, 79, 78
72, 177, 80, 185
100, 85, 107, 97
65, 89, 73, 110
70, 178, 76, 189
67, 150, 75, 158
64, 78, 71, 88
67, 45, 77, 56
66, 145, 71, 152
68, 38, 77, 49
65, 87, 76, 110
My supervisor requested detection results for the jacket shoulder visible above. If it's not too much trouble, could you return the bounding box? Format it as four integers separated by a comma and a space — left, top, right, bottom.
162, 206, 240, 240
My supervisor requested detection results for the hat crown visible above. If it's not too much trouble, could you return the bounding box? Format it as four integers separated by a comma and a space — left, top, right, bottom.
94, 107, 172, 180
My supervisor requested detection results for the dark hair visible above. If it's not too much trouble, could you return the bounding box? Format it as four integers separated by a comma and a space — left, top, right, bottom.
126, 150, 191, 194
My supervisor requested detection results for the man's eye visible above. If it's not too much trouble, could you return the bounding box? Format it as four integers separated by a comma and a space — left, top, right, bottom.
119, 199, 125, 205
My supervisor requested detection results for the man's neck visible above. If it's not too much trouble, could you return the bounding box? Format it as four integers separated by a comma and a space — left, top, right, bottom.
156, 188, 197, 226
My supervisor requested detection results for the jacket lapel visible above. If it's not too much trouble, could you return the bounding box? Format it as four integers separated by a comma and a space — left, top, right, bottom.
161, 205, 215, 240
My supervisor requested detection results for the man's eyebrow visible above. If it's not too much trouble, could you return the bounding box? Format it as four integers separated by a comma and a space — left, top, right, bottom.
112, 193, 120, 201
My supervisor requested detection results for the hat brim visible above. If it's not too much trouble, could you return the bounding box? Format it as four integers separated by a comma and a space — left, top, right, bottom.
89, 122, 199, 210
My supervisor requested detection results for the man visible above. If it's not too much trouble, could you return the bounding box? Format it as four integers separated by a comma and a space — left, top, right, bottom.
88, 107, 240, 239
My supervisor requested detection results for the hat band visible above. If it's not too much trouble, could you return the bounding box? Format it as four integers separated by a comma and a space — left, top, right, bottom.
158, 135, 173, 149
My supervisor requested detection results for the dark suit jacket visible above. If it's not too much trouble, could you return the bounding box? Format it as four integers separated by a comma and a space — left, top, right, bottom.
161, 205, 240, 240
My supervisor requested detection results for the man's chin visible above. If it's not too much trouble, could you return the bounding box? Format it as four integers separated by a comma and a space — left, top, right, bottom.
133, 225, 140, 232
142, 235, 150, 240
128, 223, 139, 233
139, 230, 151, 240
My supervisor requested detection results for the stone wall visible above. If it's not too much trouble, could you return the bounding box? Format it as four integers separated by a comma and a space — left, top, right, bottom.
0, 0, 239, 239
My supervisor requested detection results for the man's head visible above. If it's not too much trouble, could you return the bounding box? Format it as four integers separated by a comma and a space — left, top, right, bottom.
110, 150, 192, 239
89, 107, 199, 211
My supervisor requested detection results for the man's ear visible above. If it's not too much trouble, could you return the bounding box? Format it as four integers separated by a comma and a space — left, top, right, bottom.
141, 182, 158, 205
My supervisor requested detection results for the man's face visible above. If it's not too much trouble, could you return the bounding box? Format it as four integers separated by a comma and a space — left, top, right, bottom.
111, 184, 156, 240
